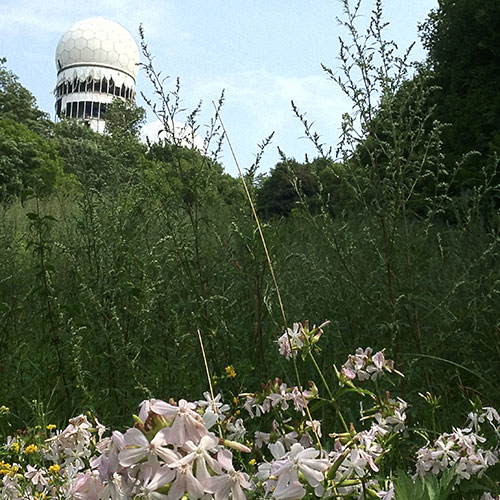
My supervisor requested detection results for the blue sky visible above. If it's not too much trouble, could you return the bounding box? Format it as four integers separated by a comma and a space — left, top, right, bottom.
1, 0, 437, 176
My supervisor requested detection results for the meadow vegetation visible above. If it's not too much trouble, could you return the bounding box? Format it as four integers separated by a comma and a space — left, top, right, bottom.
0, 0, 499, 497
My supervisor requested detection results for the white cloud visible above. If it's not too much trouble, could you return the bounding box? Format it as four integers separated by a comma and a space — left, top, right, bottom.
186, 68, 348, 155
136, 67, 351, 173
0, 0, 190, 47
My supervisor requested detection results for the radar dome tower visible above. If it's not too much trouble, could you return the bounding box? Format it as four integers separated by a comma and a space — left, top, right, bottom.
54, 18, 140, 133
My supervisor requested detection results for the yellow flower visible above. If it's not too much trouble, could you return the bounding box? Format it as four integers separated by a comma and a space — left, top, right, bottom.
0, 405, 9, 414
225, 365, 236, 379
49, 464, 60, 474
11, 441, 20, 453
233, 396, 239, 405
46, 424, 56, 431
249, 458, 256, 466
0, 461, 11, 474
24, 444, 38, 454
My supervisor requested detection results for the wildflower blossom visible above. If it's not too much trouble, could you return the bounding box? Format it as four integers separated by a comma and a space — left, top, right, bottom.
170, 433, 221, 482
277, 323, 304, 359
119, 427, 179, 467
71, 472, 105, 500
25, 465, 48, 488
262, 442, 329, 499
227, 418, 246, 441
136, 462, 175, 500
205, 449, 252, 500
151, 399, 207, 445
415, 427, 499, 481
341, 348, 396, 381
167, 462, 205, 500
196, 392, 230, 429
48, 464, 60, 475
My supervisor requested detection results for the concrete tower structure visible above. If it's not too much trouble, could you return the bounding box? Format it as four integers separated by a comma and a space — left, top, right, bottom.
54, 18, 140, 133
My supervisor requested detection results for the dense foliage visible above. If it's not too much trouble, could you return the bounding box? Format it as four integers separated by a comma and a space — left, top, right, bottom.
0, 0, 500, 497
419, 0, 500, 199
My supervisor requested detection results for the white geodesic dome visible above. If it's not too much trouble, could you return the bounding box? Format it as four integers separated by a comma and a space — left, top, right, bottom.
55, 17, 140, 83
54, 17, 140, 133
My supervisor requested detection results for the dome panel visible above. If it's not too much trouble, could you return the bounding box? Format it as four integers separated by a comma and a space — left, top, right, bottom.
74, 38, 87, 50
56, 17, 140, 78
95, 30, 108, 41
94, 48, 107, 61
107, 50, 119, 64
87, 38, 100, 51
101, 39, 113, 52
80, 47, 94, 60
118, 53, 129, 66
69, 48, 81, 60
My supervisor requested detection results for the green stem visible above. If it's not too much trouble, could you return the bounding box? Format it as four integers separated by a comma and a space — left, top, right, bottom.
308, 350, 349, 433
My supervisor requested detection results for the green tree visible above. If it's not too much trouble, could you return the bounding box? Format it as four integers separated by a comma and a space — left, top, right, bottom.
420, 0, 500, 189
0, 118, 64, 200
256, 157, 343, 218
104, 98, 146, 141
0, 58, 51, 135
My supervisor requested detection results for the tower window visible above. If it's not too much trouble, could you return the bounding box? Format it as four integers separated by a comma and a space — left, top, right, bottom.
71, 101, 77, 118
77, 101, 84, 118
101, 78, 108, 93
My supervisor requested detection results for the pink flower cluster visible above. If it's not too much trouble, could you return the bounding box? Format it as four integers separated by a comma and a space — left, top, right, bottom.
257, 441, 330, 499
277, 321, 328, 359
415, 408, 500, 482
341, 348, 397, 381
70, 398, 253, 499
243, 379, 316, 418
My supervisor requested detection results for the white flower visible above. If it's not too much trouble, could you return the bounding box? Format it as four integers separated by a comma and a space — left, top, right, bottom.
167, 462, 205, 500
197, 392, 230, 429
151, 399, 207, 446
377, 483, 395, 499
71, 471, 105, 500
136, 462, 175, 500
170, 433, 221, 482
118, 427, 179, 467
277, 323, 304, 359
255, 431, 270, 449
24, 465, 48, 488
227, 418, 246, 441
205, 450, 252, 500
270, 443, 329, 499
